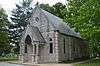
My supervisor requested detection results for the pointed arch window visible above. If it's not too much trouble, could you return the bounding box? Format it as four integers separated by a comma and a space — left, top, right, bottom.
25, 44, 27, 53
49, 38, 52, 41
25, 35, 32, 44
49, 43, 53, 53
63, 38, 66, 54
24, 35, 32, 53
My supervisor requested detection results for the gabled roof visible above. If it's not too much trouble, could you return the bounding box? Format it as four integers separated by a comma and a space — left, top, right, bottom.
39, 8, 81, 38
22, 25, 45, 43
31, 26, 45, 42
21, 6, 81, 43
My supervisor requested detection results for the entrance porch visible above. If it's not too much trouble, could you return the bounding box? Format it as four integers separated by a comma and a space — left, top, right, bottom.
20, 43, 45, 64
19, 35, 45, 64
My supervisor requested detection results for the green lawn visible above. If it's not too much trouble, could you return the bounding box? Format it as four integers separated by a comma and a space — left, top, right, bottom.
75, 59, 100, 66
0, 55, 18, 61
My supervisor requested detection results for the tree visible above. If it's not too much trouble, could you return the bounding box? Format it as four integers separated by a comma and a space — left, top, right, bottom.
40, 0, 100, 58
66, 0, 100, 57
0, 7, 11, 56
39, 4, 54, 14
52, 2, 66, 19
10, 0, 33, 53
40, 2, 66, 19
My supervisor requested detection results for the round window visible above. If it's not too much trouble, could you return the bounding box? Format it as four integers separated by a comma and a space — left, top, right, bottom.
35, 17, 39, 22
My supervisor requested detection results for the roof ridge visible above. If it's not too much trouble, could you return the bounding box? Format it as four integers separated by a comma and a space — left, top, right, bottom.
30, 6, 80, 38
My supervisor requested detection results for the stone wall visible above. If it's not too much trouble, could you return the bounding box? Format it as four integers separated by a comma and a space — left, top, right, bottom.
57, 32, 89, 62
40, 30, 59, 63
19, 7, 89, 63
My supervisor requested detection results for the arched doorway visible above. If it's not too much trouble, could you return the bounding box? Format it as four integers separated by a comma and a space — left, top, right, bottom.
25, 35, 33, 62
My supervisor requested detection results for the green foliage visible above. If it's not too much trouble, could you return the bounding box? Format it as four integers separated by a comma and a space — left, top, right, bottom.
40, 1, 100, 58
8, 0, 100, 57
75, 59, 100, 66
0, 8, 11, 55
39, 4, 54, 14
0, 55, 18, 61
10, 0, 33, 52
40, 2, 66, 19
0, 8, 9, 29
66, 0, 100, 57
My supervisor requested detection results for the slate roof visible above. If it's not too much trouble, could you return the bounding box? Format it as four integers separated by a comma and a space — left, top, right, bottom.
40, 8, 81, 38
21, 6, 81, 43
31, 26, 45, 43
22, 25, 45, 43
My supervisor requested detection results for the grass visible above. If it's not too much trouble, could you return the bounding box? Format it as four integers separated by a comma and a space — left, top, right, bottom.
75, 59, 100, 66
0, 58, 18, 61
0, 55, 18, 61
60, 57, 89, 63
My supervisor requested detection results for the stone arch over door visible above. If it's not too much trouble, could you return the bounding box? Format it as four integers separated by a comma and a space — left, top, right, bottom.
25, 35, 33, 53
24, 35, 33, 62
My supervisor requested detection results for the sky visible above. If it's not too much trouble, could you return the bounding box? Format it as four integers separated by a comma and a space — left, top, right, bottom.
0, 0, 66, 15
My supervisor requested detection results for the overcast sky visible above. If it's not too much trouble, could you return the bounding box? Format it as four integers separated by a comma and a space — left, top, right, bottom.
0, 0, 66, 15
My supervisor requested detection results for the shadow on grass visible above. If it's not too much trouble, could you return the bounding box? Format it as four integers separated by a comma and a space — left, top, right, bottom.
74, 58, 100, 66
0, 56, 18, 61
59, 58, 89, 64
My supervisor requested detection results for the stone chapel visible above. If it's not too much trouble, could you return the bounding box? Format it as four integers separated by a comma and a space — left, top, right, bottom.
19, 6, 89, 64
